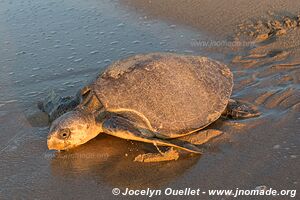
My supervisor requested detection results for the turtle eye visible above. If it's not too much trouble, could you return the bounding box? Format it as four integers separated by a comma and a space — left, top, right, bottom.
59, 128, 71, 139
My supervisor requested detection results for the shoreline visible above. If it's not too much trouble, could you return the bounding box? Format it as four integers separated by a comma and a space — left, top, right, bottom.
122, 0, 300, 38
122, 0, 300, 66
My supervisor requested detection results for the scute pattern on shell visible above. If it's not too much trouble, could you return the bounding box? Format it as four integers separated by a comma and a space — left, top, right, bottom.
93, 53, 233, 138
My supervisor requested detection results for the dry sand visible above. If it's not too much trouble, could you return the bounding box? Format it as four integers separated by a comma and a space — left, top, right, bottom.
123, 0, 299, 37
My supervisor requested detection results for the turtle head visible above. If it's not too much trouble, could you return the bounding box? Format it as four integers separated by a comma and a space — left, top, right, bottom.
47, 109, 102, 150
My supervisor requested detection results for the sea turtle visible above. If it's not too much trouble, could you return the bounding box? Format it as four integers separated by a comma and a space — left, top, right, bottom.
39, 53, 260, 162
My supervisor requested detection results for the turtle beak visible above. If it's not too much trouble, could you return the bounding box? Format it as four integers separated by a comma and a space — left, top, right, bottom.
47, 134, 64, 150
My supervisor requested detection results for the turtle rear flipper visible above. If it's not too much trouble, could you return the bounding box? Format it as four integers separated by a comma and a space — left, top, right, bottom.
101, 115, 202, 161
222, 99, 261, 119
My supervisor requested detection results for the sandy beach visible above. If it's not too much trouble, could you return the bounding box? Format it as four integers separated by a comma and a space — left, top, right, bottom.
124, 0, 299, 36
122, 0, 300, 198
0, 0, 299, 199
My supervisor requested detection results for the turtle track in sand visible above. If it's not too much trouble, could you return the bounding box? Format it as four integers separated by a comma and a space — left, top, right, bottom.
232, 13, 300, 114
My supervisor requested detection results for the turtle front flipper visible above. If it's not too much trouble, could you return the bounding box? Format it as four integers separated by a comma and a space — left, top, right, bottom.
38, 86, 103, 122
101, 115, 202, 162
222, 99, 261, 119
38, 90, 80, 122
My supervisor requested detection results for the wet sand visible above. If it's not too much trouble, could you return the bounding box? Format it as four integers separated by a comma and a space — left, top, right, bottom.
0, 0, 299, 199
123, 0, 300, 198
